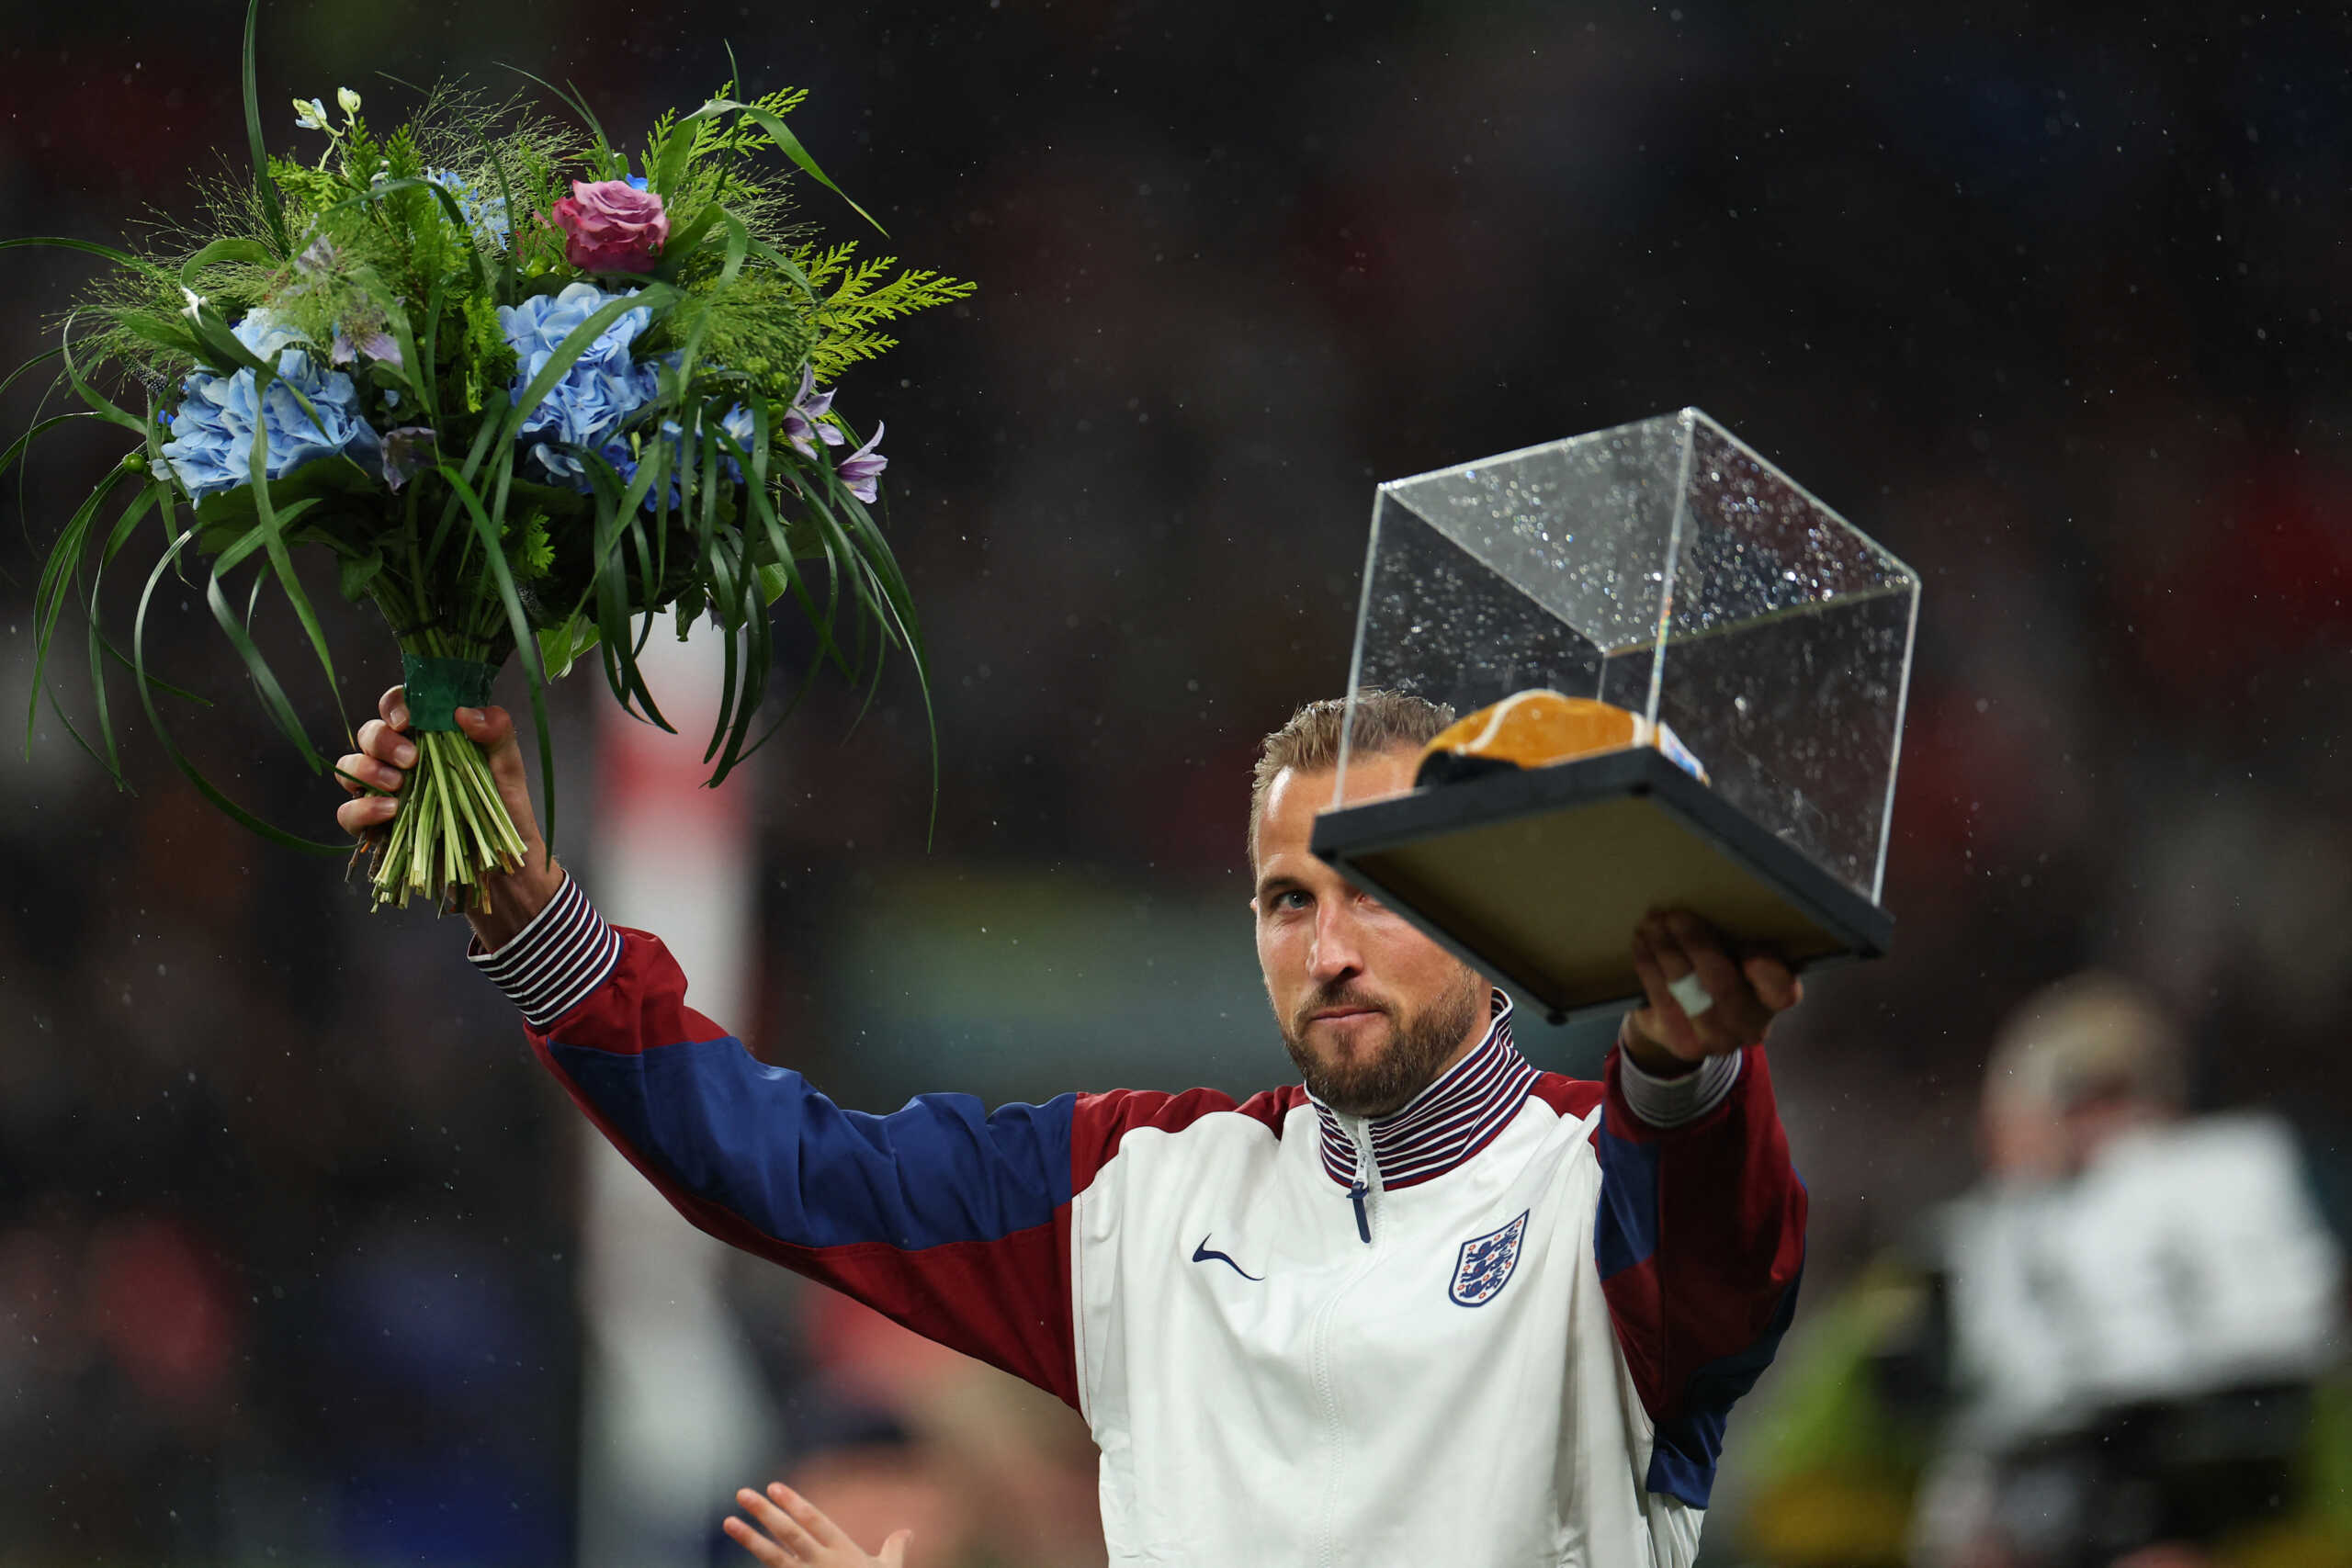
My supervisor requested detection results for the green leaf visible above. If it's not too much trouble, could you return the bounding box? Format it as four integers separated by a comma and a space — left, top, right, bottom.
654, 203, 728, 282
26, 462, 134, 758
190, 455, 382, 555
240, 415, 344, 769
82, 480, 167, 785
346, 260, 432, 424
242, 0, 290, 255
180, 237, 280, 291
0, 235, 175, 284
118, 312, 207, 362
0, 412, 94, 488
650, 105, 702, 202
134, 528, 346, 856
206, 545, 324, 769
471, 127, 523, 305
537, 617, 600, 681
338, 548, 385, 600
437, 462, 560, 850
498, 64, 615, 164
58, 315, 152, 438
0, 344, 66, 402
316, 179, 495, 308
684, 97, 886, 235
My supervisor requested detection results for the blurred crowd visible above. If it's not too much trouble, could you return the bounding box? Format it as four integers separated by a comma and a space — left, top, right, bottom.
4, 0, 2349, 1563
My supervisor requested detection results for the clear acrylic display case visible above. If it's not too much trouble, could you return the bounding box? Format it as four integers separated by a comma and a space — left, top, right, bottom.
1312, 409, 1920, 1021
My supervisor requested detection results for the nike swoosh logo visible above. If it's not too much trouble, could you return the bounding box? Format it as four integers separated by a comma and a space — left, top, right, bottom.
1192, 1236, 1263, 1281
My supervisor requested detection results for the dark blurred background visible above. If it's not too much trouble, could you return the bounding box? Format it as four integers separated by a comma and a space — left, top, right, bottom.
5, 1, 2350, 1564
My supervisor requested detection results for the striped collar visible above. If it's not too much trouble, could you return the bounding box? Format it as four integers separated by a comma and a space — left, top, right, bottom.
1311, 990, 1538, 1192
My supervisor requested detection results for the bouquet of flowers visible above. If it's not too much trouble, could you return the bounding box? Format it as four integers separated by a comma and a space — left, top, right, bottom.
9, 6, 968, 910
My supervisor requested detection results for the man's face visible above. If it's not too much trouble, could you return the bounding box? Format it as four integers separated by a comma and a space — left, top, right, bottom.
1251, 747, 1487, 1118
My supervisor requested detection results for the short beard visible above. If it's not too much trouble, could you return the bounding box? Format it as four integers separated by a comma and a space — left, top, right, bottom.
1281, 965, 1487, 1119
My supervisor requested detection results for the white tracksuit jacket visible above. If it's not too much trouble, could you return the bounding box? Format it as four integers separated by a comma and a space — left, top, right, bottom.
479, 875, 1808, 1566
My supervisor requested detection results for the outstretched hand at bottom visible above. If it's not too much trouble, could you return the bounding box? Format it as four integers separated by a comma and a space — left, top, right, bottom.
725, 1483, 913, 1568
330, 682, 563, 946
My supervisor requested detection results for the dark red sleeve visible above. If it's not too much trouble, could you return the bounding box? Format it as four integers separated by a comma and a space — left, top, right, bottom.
1585, 1045, 1807, 1507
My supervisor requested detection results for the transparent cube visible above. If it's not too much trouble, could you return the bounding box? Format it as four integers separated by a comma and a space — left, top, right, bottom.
1338, 408, 1918, 905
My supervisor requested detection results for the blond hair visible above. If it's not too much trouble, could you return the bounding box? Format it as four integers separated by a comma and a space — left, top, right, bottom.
1985, 971, 2188, 1114
1248, 690, 1454, 865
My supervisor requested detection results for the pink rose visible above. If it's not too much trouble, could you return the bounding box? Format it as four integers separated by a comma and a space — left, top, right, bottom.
550, 179, 669, 274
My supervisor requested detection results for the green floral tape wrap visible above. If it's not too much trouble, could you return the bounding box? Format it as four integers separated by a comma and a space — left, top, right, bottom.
399, 654, 499, 733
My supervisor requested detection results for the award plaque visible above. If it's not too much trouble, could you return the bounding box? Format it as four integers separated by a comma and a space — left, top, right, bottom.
1311, 409, 1919, 1023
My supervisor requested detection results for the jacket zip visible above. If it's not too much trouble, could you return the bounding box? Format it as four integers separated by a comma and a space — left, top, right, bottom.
1341, 1116, 1380, 1244
1314, 1114, 1388, 1568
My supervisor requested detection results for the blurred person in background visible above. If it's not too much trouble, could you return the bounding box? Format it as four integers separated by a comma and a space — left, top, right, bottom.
1736, 974, 2351, 1568
338, 688, 1809, 1566
725, 1281, 1103, 1567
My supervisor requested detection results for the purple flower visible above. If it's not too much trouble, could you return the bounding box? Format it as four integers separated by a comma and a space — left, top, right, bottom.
780, 364, 845, 458
296, 235, 340, 276
379, 425, 438, 491
330, 325, 402, 368
836, 423, 886, 503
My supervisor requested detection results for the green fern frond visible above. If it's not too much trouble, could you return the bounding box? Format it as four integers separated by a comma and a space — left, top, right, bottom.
813, 262, 975, 339
809, 329, 901, 382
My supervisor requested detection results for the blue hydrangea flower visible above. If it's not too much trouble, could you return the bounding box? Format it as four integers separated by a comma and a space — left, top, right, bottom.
424, 167, 512, 247
159, 309, 381, 501
598, 403, 759, 511
498, 283, 662, 488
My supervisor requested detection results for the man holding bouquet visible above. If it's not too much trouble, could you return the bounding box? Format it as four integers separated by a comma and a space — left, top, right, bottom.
336, 686, 1806, 1567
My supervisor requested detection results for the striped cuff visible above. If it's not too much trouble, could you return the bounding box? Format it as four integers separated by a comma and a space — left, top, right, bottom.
468, 873, 621, 1031
1617, 1045, 1744, 1130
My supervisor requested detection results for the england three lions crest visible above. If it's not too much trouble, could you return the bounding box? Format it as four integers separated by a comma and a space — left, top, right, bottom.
1449, 1210, 1530, 1307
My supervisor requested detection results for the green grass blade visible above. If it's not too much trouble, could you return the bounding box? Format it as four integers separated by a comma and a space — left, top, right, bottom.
497, 64, 613, 163
0, 235, 175, 283
735, 223, 817, 298
0, 344, 66, 402
471, 128, 522, 304
694, 97, 885, 235
200, 503, 330, 766
242, 0, 289, 254
79, 481, 165, 784
118, 313, 207, 362
242, 412, 342, 766
58, 316, 153, 438
349, 260, 433, 425
493, 286, 678, 457
135, 528, 345, 855
436, 463, 558, 852
26, 463, 132, 756
43, 686, 120, 781
180, 237, 278, 289
650, 102, 702, 200
96, 624, 210, 705
0, 412, 93, 487
334, 178, 494, 304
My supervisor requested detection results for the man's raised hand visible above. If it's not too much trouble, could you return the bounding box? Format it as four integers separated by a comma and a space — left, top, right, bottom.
332, 683, 562, 946
1624, 908, 1803, 1071
725, 1483, 912, 1568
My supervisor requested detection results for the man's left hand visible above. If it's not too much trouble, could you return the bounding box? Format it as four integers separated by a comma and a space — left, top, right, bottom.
1624, 909, 1802, 1074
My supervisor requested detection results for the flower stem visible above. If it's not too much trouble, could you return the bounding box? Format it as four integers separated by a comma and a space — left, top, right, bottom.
367, 724, 526, 911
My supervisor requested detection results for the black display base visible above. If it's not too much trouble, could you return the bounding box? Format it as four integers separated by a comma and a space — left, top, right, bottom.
1309, 747, 1893, 1025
